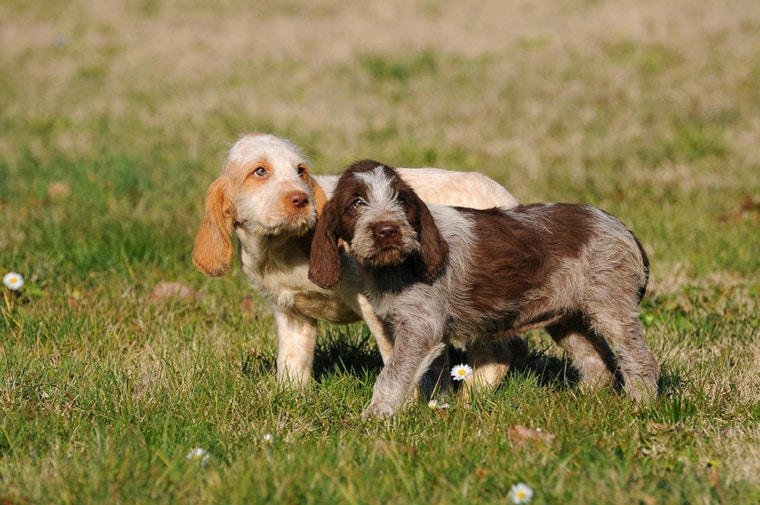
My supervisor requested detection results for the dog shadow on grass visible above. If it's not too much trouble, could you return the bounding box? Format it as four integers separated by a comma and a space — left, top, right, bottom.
245, 329, 678, 400
312, 330, 584, 388
501, 347, 681, 400
311, 331, 587, 391
313, 330, 384, 382
515, 351, 583, 389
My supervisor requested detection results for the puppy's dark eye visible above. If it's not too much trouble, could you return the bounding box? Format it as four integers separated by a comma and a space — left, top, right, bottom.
297, 165, 307, 178
351, 198, 367, 209
252, 167, 267, 177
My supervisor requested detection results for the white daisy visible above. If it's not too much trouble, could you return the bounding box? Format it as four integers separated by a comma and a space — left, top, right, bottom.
186, 447, 210, 465
427, 399, 450, 410
450, 363, 473, 381
508, 482, 533, 504
262, 433, 274, 443
3, 272, 24, 291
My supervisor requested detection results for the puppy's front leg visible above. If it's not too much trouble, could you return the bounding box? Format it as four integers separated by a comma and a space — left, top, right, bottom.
272, 305, 318, 387
357, 294, 395, 364
358, 295, 449, 404
363, 320, 446, 418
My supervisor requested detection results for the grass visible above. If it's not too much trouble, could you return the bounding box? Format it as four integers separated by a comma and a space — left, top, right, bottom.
1, 0, 759, 503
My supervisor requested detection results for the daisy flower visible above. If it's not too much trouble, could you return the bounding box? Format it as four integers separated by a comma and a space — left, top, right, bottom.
427, 399, 450, 410
3, 272, 24, 291
508, 482, 533, 504
262, 433, 274, 444
450, 363, 473, 381
186, 447, 210, 465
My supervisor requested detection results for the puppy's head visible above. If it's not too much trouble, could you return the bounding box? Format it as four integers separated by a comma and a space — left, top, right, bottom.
308, 160, 448, 290
192, 133, 328, 277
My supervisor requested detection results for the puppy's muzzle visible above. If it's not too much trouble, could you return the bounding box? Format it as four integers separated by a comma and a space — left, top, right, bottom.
371, 221, 401, 247
286, 191, 309, 209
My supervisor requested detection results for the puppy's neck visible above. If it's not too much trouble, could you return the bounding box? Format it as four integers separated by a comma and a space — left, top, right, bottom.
237, 226, 312, 276
361, 259, 418, 296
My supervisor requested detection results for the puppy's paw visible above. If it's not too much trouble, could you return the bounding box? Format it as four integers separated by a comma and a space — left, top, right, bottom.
361, 402, 397, 420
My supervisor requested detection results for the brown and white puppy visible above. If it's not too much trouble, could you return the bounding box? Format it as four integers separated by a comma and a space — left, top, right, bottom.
192, 134, 520, 387
308, 160, 660, 418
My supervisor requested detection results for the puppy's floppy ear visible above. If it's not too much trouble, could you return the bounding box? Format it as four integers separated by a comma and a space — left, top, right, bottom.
308, 198, 343, 290
311, 178, 329, 218
192, 177, 235, 277
411, 192, 449, 282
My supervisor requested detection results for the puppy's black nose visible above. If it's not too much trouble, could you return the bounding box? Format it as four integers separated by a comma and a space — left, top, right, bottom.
373, 222, 399, 239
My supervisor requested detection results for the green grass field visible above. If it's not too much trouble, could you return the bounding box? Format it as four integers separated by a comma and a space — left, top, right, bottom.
1, 1, 759, 503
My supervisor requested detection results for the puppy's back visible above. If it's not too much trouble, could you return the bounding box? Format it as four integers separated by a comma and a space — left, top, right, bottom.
397, 168, 518, 209
433, 203, 648, 309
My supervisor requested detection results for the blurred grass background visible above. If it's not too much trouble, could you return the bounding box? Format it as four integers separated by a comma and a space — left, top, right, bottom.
1, 1, 759, 503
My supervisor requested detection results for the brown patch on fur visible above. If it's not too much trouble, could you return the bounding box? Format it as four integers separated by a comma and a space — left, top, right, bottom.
461, 205, 591, 321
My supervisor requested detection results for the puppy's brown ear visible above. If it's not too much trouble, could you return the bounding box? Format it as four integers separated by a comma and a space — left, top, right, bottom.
412, 193, 449, 283
192, 178, 235, 277
312, 178, 328, 218
308, 199, 342, 290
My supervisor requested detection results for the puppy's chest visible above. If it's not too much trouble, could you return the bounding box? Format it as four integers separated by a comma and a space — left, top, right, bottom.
366, 282, 442, 327
247, 258, 358, 324
291, 290, 359, 323
369, 283, 514, 347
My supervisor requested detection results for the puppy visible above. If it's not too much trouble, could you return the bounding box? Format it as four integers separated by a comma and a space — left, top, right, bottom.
308, 160, 661, 418
192, 134, 520, 387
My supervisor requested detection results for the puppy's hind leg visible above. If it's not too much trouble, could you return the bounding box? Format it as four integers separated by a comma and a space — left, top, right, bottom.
547, 316, 618, 390
588, 311, 660, 402
464, 336, 528, 397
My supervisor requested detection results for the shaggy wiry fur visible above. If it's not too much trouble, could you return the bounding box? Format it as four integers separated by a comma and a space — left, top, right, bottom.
308, 160, 661, 418
192, 134, 521, 387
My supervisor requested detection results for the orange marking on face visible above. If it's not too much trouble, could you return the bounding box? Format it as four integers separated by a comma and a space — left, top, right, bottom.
242, 160, 274, 190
